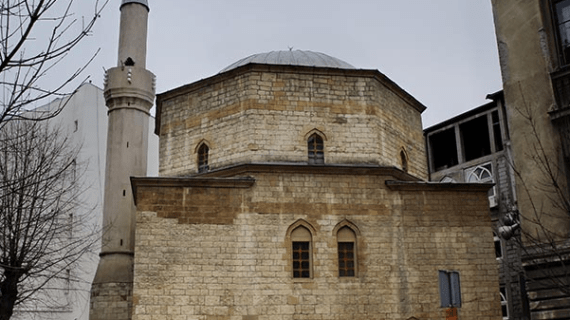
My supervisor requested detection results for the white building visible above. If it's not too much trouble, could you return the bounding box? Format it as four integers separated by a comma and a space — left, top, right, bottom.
13, 82, 158, 320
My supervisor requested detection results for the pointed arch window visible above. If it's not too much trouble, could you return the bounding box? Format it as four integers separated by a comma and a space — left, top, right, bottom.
197, 143, 209, 173
291, 226, 312, 278
337, 226, 356, 277
308, 133, 324, 165
465, 163, 497, 207
400, 149, 409, 172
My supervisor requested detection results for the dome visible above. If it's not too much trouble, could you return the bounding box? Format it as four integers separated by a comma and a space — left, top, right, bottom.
121, 0, 149, 11
219, 50, 355, 73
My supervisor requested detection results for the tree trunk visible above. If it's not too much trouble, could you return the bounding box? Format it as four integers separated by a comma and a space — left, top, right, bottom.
0, 271, 20, 320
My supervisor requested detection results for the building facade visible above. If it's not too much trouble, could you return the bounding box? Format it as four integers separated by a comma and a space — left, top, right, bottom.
127, 51, 503, 320
491, 1, 570, 319
425, 91, 529, 319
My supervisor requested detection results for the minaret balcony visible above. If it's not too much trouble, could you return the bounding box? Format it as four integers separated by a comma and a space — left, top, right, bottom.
104, 66, 156, 110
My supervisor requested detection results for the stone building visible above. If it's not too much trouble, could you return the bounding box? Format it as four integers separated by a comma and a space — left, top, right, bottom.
89, 1, 503, 319
424, 91, 529, 319
491, 1, 570, 319
127, 50, 502, 320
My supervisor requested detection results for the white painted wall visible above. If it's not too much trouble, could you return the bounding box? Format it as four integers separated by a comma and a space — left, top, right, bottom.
13, 82, 158, 320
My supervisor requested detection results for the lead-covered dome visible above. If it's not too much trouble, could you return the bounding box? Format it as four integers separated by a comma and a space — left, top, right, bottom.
219, 50, 355, 73
121, 0, 149, 10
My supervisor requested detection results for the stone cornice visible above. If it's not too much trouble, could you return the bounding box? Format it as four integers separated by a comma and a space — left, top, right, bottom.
191, 162, 421, 181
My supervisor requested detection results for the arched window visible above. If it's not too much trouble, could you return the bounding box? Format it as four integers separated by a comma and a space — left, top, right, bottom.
465, 163, 497, 207
400, 149, 408, 172
440, 176, 456, 183
291, 226, 312, 278
197, 143, 209, 173
308, 133, 324, 165
337, 226, 356, 277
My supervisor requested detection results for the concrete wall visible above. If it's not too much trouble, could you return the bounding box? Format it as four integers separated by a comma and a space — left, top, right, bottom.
492, 0, 569, 242
492, 1, 570, 319
130, 169, 501, 320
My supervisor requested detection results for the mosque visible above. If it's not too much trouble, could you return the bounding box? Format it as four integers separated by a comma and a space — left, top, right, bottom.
89, 1, 502, 319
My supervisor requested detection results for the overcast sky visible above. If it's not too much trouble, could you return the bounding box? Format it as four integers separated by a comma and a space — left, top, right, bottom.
62, 0, 502, 128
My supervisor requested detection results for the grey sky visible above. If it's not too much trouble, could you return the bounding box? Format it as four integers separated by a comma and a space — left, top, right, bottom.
63, 0, 502, 128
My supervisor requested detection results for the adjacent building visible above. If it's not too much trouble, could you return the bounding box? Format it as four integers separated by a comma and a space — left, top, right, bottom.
491, 1, 570, 319
425, 91, 529, 319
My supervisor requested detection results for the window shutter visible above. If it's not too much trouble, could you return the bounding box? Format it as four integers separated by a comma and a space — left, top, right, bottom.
439, 271, 451, 307
450, 272, 461, 307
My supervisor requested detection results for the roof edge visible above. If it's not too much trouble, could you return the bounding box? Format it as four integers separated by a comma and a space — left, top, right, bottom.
155, 63, 427, 135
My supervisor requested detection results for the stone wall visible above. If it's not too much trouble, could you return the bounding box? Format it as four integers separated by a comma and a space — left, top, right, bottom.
131, 169, 501, 320
156, 66, 427, 180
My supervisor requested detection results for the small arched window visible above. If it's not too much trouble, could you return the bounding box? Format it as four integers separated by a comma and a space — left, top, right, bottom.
308, 133, 324, 165
197, 143, 209, 173
337, 226, 356, 277
400, 149, 408, 172
291, 226, 312, 278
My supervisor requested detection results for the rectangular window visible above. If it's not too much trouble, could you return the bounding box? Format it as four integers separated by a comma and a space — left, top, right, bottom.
439, 270, 461, 307
292, 241, 310, 278
492, 111, 504, 152
338, 242, 355, 277
554, 0, 570, 65
460, 115, 491, 162
428, 128, 458, 171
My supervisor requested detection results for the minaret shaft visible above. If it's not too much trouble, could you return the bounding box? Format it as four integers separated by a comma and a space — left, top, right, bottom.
90, 1, 154, 319
118, 3, 148, 68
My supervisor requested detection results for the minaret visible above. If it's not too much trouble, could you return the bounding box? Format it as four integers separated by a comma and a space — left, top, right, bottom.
90, 1, 154, 319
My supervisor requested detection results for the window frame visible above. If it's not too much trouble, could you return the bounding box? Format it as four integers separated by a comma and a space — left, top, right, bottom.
307, 133, 324, 165
338, 241, 356, 277
439, 270, 462, 308
292, 241, 311, 278
288, 222, 315, 279
550, 0, 570, 67
337, 226, 357, 277
197, 143, 209, 173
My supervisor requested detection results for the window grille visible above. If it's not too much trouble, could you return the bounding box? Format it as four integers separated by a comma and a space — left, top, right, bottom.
198, 143, 209, 173
338, 242, 355, 277
308, 133, 324, 164
291, 226, 312, 278
292, 242, 311, 278
337, 226, 357, 277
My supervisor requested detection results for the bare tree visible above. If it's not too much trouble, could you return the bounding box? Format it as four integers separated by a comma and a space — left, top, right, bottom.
498, 87, 570, 316
0, 0, 108, 128
0, 120, 97, 320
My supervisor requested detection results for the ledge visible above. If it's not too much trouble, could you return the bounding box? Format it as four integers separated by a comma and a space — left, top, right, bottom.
385, 180, 494, 192
130, 176, 256, 205
189, 162, 421, 181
